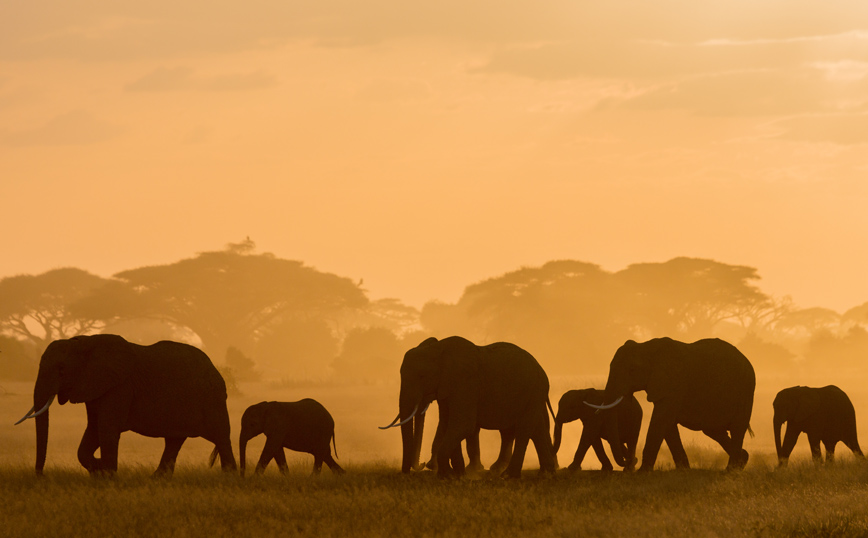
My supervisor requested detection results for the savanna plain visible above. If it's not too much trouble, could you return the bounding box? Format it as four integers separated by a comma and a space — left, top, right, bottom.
2, 378, 868, 538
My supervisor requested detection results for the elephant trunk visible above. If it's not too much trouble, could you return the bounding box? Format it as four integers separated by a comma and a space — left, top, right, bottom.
773, 415, 784, 462
553, 418, 564, 453
32, 370, 59, 475
239, 429, 255, 477
411, 413, 425, 471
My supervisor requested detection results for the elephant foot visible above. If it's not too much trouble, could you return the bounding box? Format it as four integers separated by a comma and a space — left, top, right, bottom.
424, 460, 438, 472
637, 463, 654, 472
726, 449, 749, 471
488, 463, 507, 475
567, 461, 582, 472
466, 462, 484, 473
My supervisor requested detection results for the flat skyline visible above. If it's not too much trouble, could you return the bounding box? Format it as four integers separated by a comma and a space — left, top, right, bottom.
2, 1, 867, 312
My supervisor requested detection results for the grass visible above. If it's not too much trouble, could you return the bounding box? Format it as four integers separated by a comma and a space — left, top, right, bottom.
3, 462, 868, 538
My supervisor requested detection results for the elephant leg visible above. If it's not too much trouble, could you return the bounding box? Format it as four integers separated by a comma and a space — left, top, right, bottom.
466, 428, 483, 472
322, 452, 346, 475
78, 405, 101, 474
593, 439, 613, 471
844, 437, 863, 459
154, 437, 186, 477
808, 433, 822, 465
665, 425, 690, 469
505, 432, 530, 479
778, 425, 800, 467
274, 449, 289, 475
96, 426, 121, 475
530, 413, 556, 476
703, 427, 747, 470
312, 455, 324, 476
426, 408, 447, 471
570, 433, 593, 471
448, 444, 466, 477
489, 430, 514, 475
256, 436, 284, 474
823, 440, 837, 464
638, 407, 673, 472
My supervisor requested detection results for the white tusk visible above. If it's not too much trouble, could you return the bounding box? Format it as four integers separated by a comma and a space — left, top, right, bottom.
378, 413, 402, 430
395, 405, 419, 427
14, 406, 35, 426
28, 396, 54, 419
583, 396, 624, 410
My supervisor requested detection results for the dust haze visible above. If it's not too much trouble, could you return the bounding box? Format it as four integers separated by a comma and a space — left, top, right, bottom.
1, 0, 868, 479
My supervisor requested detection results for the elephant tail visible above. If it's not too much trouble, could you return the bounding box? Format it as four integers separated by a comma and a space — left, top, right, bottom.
747, 425, 755, 439
332, 433, 339, 460
208, 447, 219, 468
546, 398, 556, 421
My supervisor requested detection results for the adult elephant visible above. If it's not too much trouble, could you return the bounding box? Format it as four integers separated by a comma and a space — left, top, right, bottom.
15, 334, 237, 476
238, 399, 344, 476
553, 389, 642, 471
380, 336, 557, 479
587, 337, 755, 471
773, 385, 864, 466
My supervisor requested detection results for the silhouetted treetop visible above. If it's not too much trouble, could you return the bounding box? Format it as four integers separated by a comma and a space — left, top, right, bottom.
616, 257, 772, 338
76, 241, 368, 358
0, 268, 109, 351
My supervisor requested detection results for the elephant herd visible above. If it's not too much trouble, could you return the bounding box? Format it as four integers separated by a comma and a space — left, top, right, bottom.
13, 334, 865, 478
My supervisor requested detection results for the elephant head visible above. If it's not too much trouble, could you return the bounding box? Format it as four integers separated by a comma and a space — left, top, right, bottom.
16, 335, 135, 474
554, 388, 626, 466
239, 402, 269, 477
772, 387, 801, 462
380, 336, 453, 473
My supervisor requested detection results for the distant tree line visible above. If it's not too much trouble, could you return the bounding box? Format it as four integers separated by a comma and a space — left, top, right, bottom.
1, 240, 866, 383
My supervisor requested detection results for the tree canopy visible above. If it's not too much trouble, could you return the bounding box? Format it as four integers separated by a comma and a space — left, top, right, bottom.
0, 268, 110, 352
75, 240, 369, 359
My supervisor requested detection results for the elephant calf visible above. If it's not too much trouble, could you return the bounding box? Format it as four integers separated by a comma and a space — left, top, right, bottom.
774, 385, 864, 466
554, 389, 642, 471
240, 399, 345, 476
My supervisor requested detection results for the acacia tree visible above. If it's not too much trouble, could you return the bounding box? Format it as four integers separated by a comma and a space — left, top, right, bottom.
421, 260, 633, 373
75, 240, 369, 360
0, 268, 109, 352
615, 257, 774, 339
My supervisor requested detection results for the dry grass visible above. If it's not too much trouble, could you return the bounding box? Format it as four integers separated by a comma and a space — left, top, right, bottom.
2, 462, 868, 538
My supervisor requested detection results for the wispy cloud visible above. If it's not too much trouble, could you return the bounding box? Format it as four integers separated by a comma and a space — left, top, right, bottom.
125, 67, 277, 92
1, 110, 123, 146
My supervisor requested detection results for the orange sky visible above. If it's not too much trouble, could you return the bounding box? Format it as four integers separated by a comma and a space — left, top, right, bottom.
2, 1, 867, 310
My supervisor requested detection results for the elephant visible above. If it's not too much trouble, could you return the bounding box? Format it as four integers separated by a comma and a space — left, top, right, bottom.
553, 389, 642, 471
380, 336, 557, 479
587, 337, 755, 472
773, 385, 864, 466
15, 334, 236, 476
238, 399, 345, 476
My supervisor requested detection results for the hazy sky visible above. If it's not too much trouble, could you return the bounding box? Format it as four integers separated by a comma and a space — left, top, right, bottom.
2, 1, 867, 311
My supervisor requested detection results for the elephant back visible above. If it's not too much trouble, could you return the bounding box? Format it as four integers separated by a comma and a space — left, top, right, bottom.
126, 340, 228, 438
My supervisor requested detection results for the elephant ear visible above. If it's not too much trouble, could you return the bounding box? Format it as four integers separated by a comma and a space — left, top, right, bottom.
65, 335, 135, 404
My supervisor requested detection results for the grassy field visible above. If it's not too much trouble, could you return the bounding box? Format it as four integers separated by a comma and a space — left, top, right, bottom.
2, 462, 868, 537
3, 377, 868, 537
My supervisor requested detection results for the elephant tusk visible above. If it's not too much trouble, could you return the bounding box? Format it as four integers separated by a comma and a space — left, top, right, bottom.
14, 406, 35, 426
14, 396, 55, 425
379, 413, 402, 430
583, 396, 623, 410
419, 401, 431, 416
394, 405, 419, 427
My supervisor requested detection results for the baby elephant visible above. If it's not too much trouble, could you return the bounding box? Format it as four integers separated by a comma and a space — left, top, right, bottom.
773, 385, 864, 466
553, 388, 642, 471
240, 399, 345, 476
